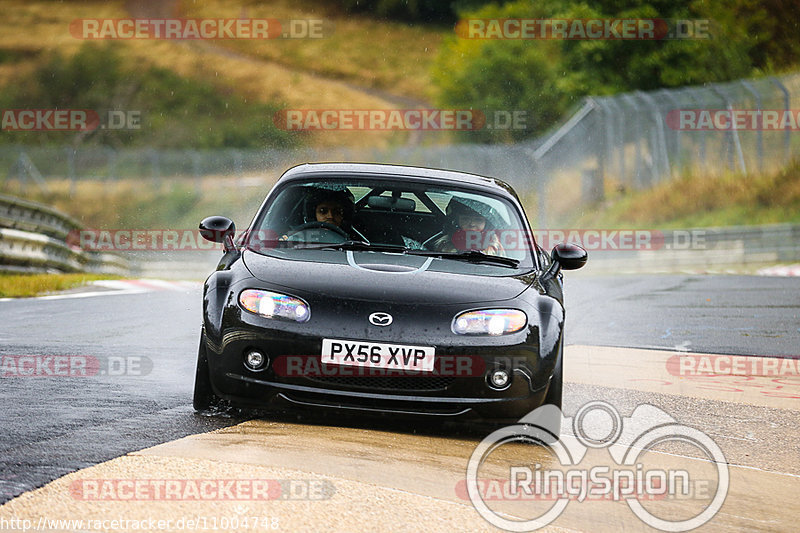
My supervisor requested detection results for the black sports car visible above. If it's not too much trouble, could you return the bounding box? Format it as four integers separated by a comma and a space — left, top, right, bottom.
194, 163, 586, 433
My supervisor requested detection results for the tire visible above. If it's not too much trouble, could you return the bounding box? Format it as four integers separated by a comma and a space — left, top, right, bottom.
539, 349, 563, 438
193, 332, 223, 411
476, 352, 563, 440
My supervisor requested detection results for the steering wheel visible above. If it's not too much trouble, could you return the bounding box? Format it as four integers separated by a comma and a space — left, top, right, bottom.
286, 221, 349, 243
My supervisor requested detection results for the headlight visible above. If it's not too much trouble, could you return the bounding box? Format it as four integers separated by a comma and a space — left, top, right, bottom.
452, 309, 527, 336
239, 289, 310, 322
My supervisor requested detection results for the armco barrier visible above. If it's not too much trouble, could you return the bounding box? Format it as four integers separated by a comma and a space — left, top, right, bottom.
131, 224, 800, 279
0, 194, 81, 240
0, 196, 131, 276
586, 223, 800, 273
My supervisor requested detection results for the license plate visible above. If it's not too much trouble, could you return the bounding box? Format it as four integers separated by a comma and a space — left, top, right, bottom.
321, 339, 435, 372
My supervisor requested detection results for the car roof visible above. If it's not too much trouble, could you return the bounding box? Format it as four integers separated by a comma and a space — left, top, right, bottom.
278, 162, 520, 200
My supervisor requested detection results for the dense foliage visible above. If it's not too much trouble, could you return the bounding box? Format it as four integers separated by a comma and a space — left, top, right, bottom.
340, 0, 507, 22
432, 0, 800, 142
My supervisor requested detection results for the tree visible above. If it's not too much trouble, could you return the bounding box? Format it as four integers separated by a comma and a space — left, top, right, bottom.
433, 0, 775, 142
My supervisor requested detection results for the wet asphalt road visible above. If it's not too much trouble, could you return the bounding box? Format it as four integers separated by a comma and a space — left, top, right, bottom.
0, 273, 798, 504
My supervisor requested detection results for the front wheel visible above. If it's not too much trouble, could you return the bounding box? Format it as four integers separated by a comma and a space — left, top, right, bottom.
538, 350, 563, 438
193, 332, 223, 411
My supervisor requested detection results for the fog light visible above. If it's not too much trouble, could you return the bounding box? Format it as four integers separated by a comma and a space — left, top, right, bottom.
244, 350, 268, 371
488, 369, 510, 389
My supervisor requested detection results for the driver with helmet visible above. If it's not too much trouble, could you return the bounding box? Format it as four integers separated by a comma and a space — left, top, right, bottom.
281, 187, 361, 242
305, 188, 355, 230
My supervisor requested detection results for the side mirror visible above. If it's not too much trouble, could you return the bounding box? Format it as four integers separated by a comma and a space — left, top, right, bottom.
542, 242, 587, 280
200, 216, 236, 252
551, 242, 587, 271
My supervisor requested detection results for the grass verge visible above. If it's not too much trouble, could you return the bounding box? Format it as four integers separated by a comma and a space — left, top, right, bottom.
0, 273, 119, 298
4, 176, 270, 230
181, 0, 444, 102
570, 159, 800, 229
0, 0, 444, 148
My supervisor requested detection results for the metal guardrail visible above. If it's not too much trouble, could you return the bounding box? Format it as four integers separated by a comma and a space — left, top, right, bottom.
0, 195, 131, 275
0, 194, 81, 240
124, 223, 800, 280
585, 223, 800, 273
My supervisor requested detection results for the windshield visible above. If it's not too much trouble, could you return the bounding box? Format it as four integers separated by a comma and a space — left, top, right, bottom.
247, 177, 535, 269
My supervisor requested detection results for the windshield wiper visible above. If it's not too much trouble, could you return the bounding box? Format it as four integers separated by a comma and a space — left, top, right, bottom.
296, 242, 520, 267
299, 240, 408, 253
406, 249, 520, 268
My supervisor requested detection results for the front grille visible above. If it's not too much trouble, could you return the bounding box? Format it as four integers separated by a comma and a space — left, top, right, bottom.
306, 375, 455, 392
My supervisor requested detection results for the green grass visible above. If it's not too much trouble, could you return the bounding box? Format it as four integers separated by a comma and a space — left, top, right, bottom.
181, 0, 445, 101
0, 0, 445, 149
570, 159, 800, 229
0, 273, 119, 298
7, 177, 268, 231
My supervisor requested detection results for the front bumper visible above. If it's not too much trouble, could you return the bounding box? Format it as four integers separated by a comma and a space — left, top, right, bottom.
204, 330, 554, 422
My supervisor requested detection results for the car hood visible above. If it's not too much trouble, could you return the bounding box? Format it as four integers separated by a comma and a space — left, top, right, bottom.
242, 249, 533, 304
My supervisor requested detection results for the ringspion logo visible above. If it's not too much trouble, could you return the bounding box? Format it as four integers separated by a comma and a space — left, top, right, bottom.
466, 401, 728, 531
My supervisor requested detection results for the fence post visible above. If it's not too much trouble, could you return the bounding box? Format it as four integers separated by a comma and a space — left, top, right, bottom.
621, 94, 644, 188
770, 76, 792, 164
740, 79, 764, 173
65, 147, 77, 196
680, 87, 707, 174
658, 89, 682, 178
530, 157, 547, 230
148, 148, 160, 185
635, 91, 669, 185
709, 85, 747, 173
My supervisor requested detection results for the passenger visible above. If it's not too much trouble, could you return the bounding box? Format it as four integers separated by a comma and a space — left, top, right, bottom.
431, 197, 504, 255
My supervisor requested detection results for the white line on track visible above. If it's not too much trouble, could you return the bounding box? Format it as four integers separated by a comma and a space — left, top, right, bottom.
757, 264, 800, 276
0, 279, 201, 302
